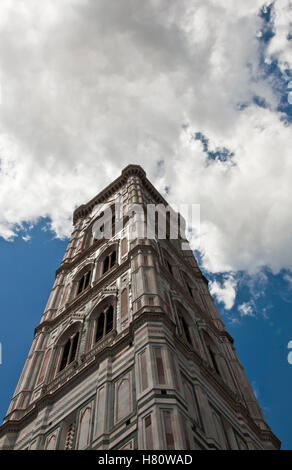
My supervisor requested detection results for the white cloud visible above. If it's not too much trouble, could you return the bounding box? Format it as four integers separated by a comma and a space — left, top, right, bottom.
22, 234, 31, 242
283, 271, 292, 289
0, 1, 291, 277
266, 0, 292, 72
238, 302, 255, 317
209, 274, 237, 310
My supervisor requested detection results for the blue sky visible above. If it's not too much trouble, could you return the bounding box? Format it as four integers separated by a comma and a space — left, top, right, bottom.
208, 269, 292, 450
0, 221, 291, 448
0, 0, 291, 450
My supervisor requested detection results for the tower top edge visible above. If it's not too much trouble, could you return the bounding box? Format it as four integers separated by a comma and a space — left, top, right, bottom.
73, 164, 165, 225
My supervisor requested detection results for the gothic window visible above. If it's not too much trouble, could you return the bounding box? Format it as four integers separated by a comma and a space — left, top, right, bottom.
161, 249, 175, 277
176, 303, 193, 347
94, 305, 114, 343
180, 316, 192, 346
102, 249, 117, 275
83, 215, 106, 250
208, 346, 221, 376
95, 312, 105, 342
181, 271, 194, 299
95, 206, 115, 237
202, 331, 221, 377
59, 332, 79, 372
88, 211, 105, 245
166, 260, 173, 275
105, 305, 113, 333
77, 270, 91, 295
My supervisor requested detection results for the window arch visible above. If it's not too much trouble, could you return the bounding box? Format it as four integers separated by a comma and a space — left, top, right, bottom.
73, 264, 93, 298
59, 331, 79, 372
180, 316, 192, 346
54, 323, 81, 376
94, 305, 114, 342
181, 270, 194, 299
161, 249, 175, 277
95, 244, 118, 280
175, 302, 193, 347
87, 299, 116, 349
77, 270, 91, 295
83, 211, 107, 251
102, 249, 117, 274
91, 205, 117, 241
202, 331, 221, 376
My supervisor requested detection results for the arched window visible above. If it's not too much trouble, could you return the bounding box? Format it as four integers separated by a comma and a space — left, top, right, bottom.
77, 270, 91, 295
59, 331, 79, 372
95, 312, 105, 342
102, 249, 117, 275
83, 214, 106, 250
181, 271, 194, 299
202, 331, 221, 377
162, 249, 174, 276
105, 305, 114, 333
180, 316, 192, 346
208, 345, 221, 376
176, 303, 193, 347
94, 305, 114, 343
166, 260, 173, 275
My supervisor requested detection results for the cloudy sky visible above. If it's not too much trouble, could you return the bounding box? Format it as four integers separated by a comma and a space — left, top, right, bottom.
0, 0, 291, 448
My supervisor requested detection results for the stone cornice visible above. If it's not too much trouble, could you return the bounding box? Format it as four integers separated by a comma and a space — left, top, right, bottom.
73, 164, 169, 225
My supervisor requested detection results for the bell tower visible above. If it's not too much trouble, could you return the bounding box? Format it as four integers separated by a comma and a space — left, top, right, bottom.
0, 165, 280, 450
